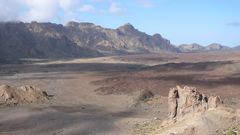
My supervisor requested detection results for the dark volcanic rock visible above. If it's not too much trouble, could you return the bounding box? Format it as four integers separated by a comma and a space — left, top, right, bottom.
137, 90, 154, 101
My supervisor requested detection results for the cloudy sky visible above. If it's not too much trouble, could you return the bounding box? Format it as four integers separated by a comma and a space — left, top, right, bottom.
0, 0, 239, 46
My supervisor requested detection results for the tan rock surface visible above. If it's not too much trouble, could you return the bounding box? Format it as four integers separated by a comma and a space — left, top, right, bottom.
0, 84, 50, 105
168, 86, 223, 119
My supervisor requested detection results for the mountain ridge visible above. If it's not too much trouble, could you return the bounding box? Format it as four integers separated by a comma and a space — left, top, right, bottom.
0, 21, 179, 60
178, 43, 232, 52
0, 21, 239, 61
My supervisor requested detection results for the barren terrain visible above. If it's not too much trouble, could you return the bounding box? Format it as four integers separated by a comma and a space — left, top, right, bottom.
0, 51, 240, 135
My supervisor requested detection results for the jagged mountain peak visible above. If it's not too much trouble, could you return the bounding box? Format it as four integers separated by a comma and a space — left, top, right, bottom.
119, 23, 134, 28
117, 23, 137, 33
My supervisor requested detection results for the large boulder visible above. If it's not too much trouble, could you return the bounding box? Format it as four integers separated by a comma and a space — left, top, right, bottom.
168, 86, 223, 119
0, 84, 50, 106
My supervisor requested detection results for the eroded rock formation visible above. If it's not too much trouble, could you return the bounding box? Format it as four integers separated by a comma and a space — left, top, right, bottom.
168, 86, 223, 119
0, 85, 50, 105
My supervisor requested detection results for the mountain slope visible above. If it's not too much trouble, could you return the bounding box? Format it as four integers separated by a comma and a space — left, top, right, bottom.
65, 22, 179, 54
0, 22, 100, 59
0, 21, 179, 60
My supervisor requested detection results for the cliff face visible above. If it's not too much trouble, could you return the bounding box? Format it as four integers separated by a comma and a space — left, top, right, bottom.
0, 21, 178, 60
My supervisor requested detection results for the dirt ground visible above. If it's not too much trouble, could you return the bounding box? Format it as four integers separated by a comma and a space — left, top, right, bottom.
0, 51, 239, 135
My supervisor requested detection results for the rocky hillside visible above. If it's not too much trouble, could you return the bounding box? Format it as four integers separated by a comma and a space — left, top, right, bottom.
178, 43, 231, 52
0, 21, 179, 60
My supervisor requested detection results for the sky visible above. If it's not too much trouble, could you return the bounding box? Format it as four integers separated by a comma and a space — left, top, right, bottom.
0, 0, 239, 47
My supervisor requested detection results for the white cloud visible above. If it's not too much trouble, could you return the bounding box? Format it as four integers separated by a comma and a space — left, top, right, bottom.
59, 0, 76, 10
79, 4, 95, 12
20, 0, 58, 22
0, 0, 128, 23
109, 2, 124, 15
0, 0, 24, 22
0, 0, 85, 23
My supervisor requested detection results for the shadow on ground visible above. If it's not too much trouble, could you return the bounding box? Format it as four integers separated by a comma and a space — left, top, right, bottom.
0, 104, 137, 135
0, 63, 145, 77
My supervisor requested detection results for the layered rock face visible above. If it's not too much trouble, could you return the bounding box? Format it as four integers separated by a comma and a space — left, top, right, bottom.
168, 86, 223, 119
0, 85, 50, 105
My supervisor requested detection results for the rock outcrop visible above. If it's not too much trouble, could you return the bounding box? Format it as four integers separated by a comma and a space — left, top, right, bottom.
168, 86, 223, 119
137, 90, 154, 101
0, 84, 50, 105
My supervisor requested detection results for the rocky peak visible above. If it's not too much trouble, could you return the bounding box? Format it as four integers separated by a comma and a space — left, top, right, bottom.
117, 23, 137, 34
168, 86, 223, 120
152, 33, 162, 39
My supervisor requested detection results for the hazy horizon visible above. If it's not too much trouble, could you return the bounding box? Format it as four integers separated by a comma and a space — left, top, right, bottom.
1, 0, 240, 47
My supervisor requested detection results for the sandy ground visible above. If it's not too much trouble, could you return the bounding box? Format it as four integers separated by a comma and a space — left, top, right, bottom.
0, 52, 239, 135
0, 72, 143, 135
0, 61, 167, 135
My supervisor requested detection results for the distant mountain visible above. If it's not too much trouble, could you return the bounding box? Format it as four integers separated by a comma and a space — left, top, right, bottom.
0, 21, 179, 60
178, 43, 231, 52
206, 43, 230, 51
234, 45, 240, 50
178, 43, 205, 52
